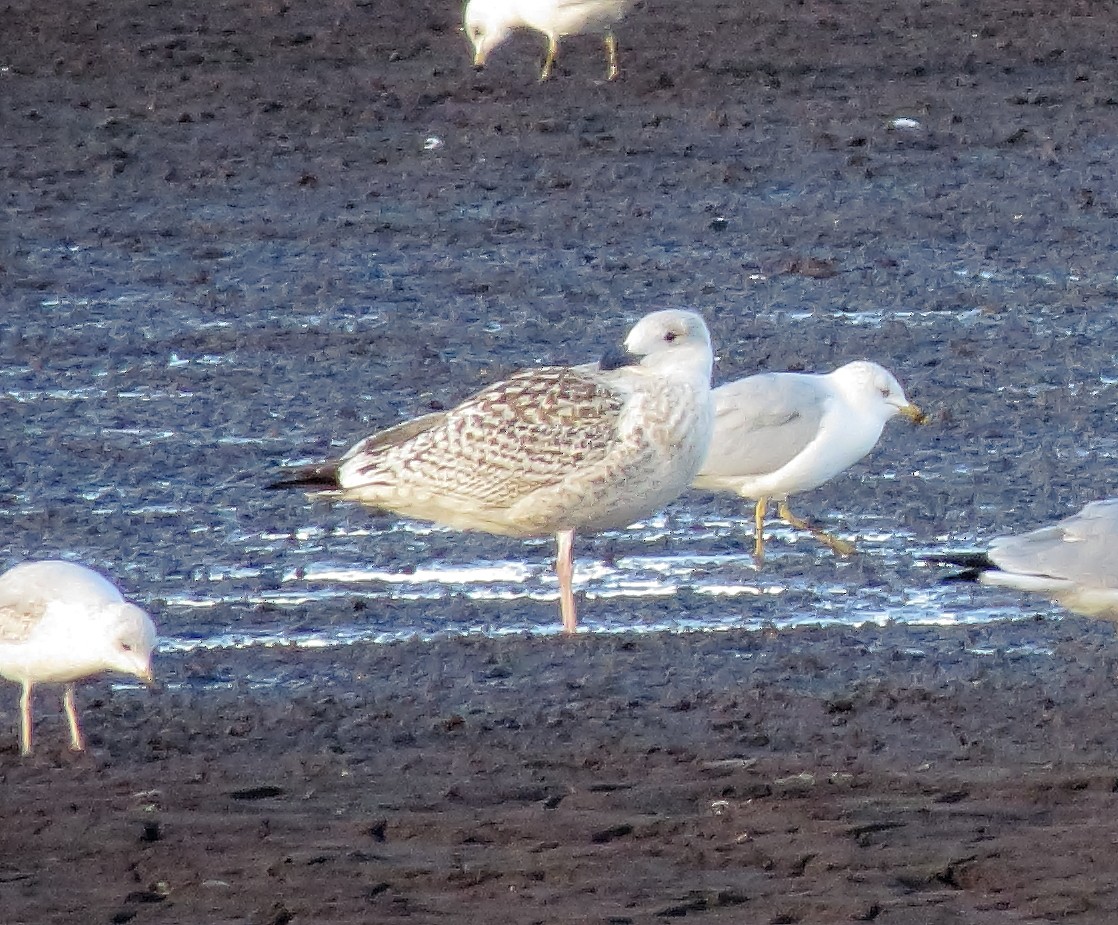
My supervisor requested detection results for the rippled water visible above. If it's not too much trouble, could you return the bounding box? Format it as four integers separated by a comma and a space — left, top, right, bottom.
154, 515, 1030, 654
4, 268, 1105, 655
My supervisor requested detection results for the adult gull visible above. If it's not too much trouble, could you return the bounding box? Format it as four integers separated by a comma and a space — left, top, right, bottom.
928, 499, 1118, 618
692, 361, 924, 562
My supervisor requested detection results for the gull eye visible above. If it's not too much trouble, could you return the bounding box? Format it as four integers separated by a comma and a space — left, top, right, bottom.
664, 330, 680, 343
122, 643, 134, 652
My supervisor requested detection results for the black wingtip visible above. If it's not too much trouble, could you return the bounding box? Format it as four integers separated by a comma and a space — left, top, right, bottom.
924, 552, 995, 569
265, 461, 340, 491
941, 567, 986, 584
922, 552, 995, 584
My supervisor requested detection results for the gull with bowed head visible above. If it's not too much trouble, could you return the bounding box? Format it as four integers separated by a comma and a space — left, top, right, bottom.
928, 499, 1118, 618
693, 361, 925, 562
0, 560, 157, 756
269, 309, 715, 633
464, 0, 634, 81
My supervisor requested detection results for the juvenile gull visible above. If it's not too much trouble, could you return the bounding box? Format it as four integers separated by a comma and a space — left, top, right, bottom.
0, 560, 156, 756
692, 361, 925, 562
269, 309, 715, 633
464, 0, 633, 80
928, 499, 1118, 618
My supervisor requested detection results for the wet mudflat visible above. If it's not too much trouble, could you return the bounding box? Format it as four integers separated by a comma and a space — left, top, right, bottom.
4, 0, 1118, 921
6, 620, 1118, 924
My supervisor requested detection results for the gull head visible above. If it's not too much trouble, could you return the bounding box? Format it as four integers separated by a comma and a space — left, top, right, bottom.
100, 602, 158, 685
600, 309, 714, 383
463, 0, 516, 68
833, 360, 925, 424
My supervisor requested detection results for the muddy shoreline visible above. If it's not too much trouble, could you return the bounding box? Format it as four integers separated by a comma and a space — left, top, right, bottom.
7, 617, 1118, 924
5, 0, 1118, 921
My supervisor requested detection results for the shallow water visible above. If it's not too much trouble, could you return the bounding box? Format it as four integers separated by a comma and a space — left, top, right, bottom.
153, 529, 1031, 653
2, 286, 1069, 653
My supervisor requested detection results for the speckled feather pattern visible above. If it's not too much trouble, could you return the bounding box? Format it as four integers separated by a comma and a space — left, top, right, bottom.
343, 368, 624, 506
336, 364, 706, 538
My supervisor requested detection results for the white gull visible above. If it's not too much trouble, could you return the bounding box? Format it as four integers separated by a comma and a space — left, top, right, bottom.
464, 0, 634, 80
929, 499, 1118, 618
0, 560, 156, 756
692, 361, 924, 562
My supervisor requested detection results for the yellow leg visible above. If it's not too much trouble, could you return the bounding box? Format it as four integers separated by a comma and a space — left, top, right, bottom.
777, 500, 856, 556
540, 36, 558, 80
604, 32, 619, 80
753, 497, 768, 563
19, 682, 33, 756
556, 529, 578, 633
64, 683, 84, 751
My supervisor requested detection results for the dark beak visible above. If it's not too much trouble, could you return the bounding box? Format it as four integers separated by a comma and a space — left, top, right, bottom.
599, 345, 640, 371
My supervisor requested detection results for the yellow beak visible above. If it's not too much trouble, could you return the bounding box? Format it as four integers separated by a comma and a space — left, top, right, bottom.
899, 403, 927, 425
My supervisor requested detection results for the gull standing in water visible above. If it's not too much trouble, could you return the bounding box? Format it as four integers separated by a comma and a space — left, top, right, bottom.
0, 560, 157, 756
692, 361, 925, 562
269, 309, 715, 633
927, 499, 1118, 617
464, 0, 634, 80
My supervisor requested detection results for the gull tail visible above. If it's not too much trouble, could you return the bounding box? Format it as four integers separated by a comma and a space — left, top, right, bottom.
266, 460, 340, 491
922, 552, 995, 583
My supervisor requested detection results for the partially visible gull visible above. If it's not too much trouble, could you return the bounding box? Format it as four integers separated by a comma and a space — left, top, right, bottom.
269, 308, 715, 633
464, 0, 634, 80
692, 360, 925, 562
0, 560, 157, 756
928, 499, 1118, 618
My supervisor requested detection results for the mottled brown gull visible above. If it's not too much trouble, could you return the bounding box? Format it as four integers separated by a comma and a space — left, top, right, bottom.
928, 499, 1118, 618
464, 0, 634, 81
269, 309, 715, 633
692, 361, 925, 563
0, 560, 157, 756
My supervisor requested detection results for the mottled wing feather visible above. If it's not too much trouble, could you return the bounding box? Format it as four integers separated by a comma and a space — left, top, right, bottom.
699, 373, 827, 479
989, 499, 1118, 589
341, 410, 449, 461
0, 602, 43, 643
339, 367, 626, 509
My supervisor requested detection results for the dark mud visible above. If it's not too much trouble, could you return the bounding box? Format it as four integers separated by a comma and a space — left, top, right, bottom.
7, 620, 1118, 924
4, 0, 1118, 921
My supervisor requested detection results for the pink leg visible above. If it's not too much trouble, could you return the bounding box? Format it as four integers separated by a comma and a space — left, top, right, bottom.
63, 683, 84, 751
753, 497, 768, 563
19, 682, 33, 756
555, 529, 578, 633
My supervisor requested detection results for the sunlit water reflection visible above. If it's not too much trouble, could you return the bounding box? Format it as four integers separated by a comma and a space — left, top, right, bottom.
149, 510, 1036, 653
3, 288, 1083, 656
